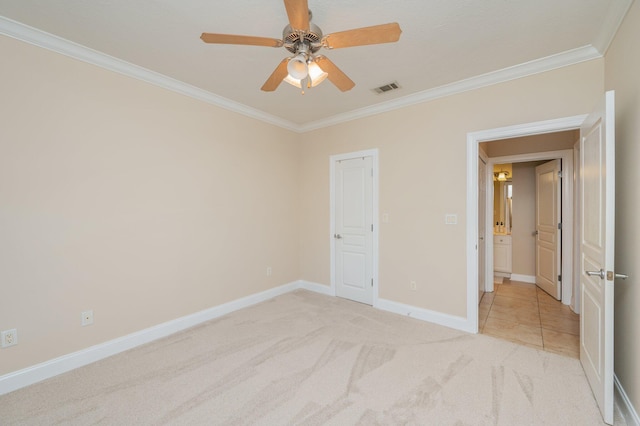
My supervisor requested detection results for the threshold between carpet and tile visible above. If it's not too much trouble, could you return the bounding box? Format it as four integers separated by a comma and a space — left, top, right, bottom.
0, 289, 612, 425
480, 278, 580, 358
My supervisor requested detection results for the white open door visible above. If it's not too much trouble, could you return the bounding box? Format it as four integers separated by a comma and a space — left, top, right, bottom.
580, 90, 615, 424
334, 156, 374, 305
535, 159, 562, 299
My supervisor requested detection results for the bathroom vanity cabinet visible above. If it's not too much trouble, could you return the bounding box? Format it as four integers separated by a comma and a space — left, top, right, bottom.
494, 234, 512, 274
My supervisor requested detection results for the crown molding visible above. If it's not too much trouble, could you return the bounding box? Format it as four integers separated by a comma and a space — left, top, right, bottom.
592, 0, 634, 55
298, 45, 602, 132
0, 16, 299, 132
1, 16, 607, 134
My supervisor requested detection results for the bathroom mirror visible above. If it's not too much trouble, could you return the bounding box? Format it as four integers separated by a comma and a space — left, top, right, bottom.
493, 180, 512, 234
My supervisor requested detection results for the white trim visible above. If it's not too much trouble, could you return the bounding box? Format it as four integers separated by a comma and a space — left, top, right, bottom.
0, 281, 301, 396
494, 272, 511, 279
592, 0, 634, 55
466, 115, 587, 333
466, 133, 480, 332
303, 280, 472, 333
297, 280, 334, 296
299, 279, 471, 332
297, 47, 600, 132
0, 16, 608, 134
376, 298, 473, 333
615, 374, 640, 426
329, 149, 380, 307
510, 274, 536, 284
572, 139, 582, 314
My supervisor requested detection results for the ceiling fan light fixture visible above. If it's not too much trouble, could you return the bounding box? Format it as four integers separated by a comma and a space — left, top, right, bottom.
284, 61, 328, 89
286, 53, 308, 80
201, 1, 402, 93
308, 61, 328, 85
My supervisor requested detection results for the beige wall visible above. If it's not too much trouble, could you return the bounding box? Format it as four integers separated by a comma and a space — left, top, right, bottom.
1, 24, 624, 396
0, 35, 299, 374
299, 59, 604, 317
605, 0, 640, 415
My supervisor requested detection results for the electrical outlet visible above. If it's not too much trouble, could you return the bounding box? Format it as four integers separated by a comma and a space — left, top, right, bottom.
266, 267, 272, 276
81, 310, 94, 326
1, 329, 18, 348
410, 281, 417, 291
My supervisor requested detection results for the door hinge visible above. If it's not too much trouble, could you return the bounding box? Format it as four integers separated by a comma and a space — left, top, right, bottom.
371, 168, 373, 177
558, 170, 563, 178
371, 224, 373, 232
558, 222, 562, 230
558, 274, 562, 282
371, 278, 373, 287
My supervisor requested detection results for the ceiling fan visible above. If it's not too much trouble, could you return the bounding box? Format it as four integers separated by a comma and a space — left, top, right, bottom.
200, 0, 402, 93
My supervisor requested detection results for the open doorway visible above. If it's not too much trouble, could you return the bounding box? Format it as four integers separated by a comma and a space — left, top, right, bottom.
467, 96, 616, 422
465, 114, 587, 333
477, 131, 580, 357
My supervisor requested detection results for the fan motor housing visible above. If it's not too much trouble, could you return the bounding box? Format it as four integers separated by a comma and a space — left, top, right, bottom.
282, 23, 323, 54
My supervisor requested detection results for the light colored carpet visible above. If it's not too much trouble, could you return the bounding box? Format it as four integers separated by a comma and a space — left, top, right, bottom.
0, 290, 611, 425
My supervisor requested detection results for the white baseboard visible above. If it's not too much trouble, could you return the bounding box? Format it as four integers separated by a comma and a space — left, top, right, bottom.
0, 281, 300, 396
297, 280, 334, 296
299, 281, 473, 333
510, 274, 536, 284
296, 282, 473, 333
615, 374, 640, 426
376, 298, 472, 333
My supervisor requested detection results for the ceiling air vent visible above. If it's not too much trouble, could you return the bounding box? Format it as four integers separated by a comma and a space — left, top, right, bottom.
372, 81, 401, 94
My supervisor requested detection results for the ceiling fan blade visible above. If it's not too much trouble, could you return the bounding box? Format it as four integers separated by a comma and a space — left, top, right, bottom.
322, 22, 402, 49
261, 58, 290, 92
200, 33, 283, 47
314, 56, 355, 92
284, 0, 310, 32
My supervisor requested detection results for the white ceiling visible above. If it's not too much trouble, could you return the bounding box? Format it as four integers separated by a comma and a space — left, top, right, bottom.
0, 0, 632, 131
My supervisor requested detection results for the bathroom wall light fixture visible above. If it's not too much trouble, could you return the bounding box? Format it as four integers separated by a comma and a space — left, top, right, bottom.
494, 171, 510, 182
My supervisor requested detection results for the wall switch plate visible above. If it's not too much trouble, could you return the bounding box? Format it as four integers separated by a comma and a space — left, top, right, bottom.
1, 329, 18, 348
266, 267, 272, 276
410, 281, 417, 291
81, 310, 94, 326
382, 213, 389, 223
445, 214, 458, 225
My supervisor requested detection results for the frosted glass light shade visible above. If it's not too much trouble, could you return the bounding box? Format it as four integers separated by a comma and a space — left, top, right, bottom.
284, 62, 328, 89
308, 62, 328, 86
287, 54, 308, 80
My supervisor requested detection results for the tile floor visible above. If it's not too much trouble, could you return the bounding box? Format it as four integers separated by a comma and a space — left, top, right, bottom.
480, 278, 580, 358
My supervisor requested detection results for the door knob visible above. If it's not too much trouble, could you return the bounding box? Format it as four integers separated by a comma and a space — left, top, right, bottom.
334, 234, 342, 239
585, 269, 605, 279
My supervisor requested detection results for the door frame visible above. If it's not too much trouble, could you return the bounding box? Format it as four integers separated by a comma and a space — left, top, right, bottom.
478, 155, 488, 300
466, 115, 586, 333
329, 149, 380, 306
486, 151, 573, 303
